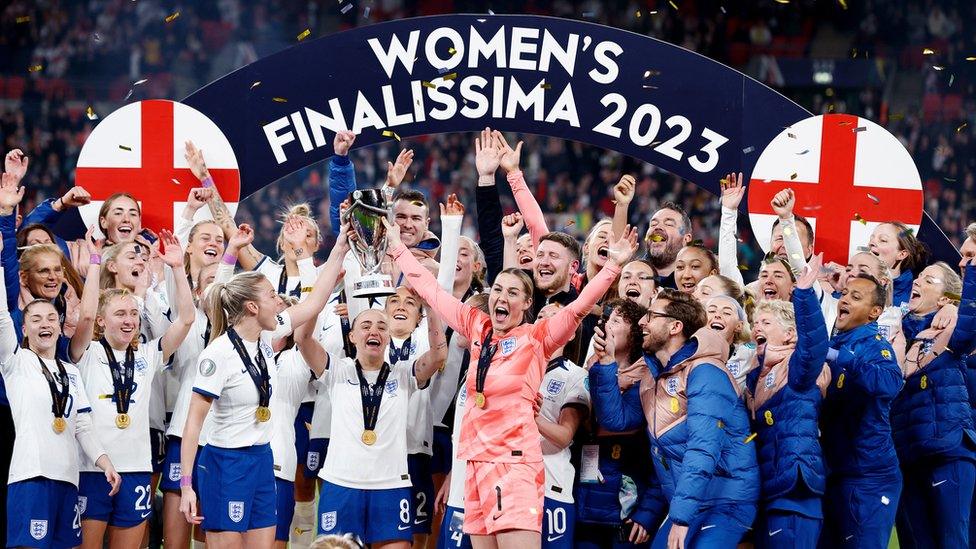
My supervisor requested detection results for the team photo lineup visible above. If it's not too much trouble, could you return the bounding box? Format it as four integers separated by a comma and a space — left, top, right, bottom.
3, 1, 976, 549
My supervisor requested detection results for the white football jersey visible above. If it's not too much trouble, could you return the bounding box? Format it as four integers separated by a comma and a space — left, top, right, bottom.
192, 312, 293, 448
446, 383, 468, 509
308, 293, 347, 441
76, 338, 167, 473
539, 359, 590, 504
395, 328, 434, 456
166, 308, 214, 440
4, 348, 93, 486
139, 287, 171, 433
270, 348, 318, 481
319, 356, 417, 489
430, 331, 466, 429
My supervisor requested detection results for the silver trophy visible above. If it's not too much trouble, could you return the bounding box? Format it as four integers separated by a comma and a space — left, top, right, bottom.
343, 188, 396, 298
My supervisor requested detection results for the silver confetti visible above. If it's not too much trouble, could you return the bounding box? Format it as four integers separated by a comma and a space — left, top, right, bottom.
796, 149, 810, 155
340, 3, 353, 13
363, 5, 370, 17
742, 146, 755, 154
854, 126, 867, 132
867, 193, 880, 204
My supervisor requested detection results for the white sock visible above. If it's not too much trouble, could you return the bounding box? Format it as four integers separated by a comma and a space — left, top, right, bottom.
290, 500, 317, 548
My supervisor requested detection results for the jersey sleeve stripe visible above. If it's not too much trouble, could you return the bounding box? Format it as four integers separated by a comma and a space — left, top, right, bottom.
192, 387, 220, 400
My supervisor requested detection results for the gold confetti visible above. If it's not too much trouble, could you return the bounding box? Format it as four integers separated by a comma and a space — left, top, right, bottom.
923, 48, 936, 55
867, 193, 880, 204
86, 106, 98, 120
250, 81, 261, 89
668, 0, 678, 10
540, 82, 551, 89
851, 48, 858, 58
448, 47, 456, 54
958, 122, 968, 132
838, 0, 848, 9
28, 64, 42, 73
165, 11, 180, 23
890, 113, 904, 121
744, 433, 757, 444
790, 173, 798, 180
15, 16, 30, 23
827, 104, 835, 113
774, 0, 789, 3
738, 264, 749, 271
382, 130, 401, 141
839, 121, 853, 126
854, 213, 867, 225
297, 28, 311, 41
421, 81, 435, 89
719, 178, 729, 185
272, 97, 288, 103
443, 72, 458, 81
119, 145, 132, 152
636, 9, 642, 17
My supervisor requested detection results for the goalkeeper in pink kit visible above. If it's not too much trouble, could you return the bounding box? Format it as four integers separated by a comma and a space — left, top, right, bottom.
384, 217, 638, 548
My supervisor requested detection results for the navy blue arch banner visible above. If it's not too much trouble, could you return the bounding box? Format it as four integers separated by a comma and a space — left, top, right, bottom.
182, 14, 955, 261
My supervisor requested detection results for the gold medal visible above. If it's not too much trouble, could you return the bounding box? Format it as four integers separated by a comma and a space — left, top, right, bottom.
255, 406, 272, 423
475, 392, 486, 408
361, 429, 377, 446
115, 413, 130, 429
52, 417, 66, 434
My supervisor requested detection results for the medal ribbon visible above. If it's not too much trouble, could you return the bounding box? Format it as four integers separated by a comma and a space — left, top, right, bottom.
100, 339, 135, 415
278, 267, 301, 298
388, 336, 412, 364
355, 361, 391, 432
475, 330, 498, 395
227, 327, 272, 407
38, 354, 70, 419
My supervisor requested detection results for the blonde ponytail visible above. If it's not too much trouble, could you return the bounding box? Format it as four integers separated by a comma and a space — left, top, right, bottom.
203, 271, 266, 344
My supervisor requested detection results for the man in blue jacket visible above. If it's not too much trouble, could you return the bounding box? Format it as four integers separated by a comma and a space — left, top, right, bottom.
590, 288, 759, 548
820, 274, 904, 547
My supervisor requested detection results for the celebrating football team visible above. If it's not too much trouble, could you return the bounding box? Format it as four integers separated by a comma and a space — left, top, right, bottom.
3, 123, 976, 549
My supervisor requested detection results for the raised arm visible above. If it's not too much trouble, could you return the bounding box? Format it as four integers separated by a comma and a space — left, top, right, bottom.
176, 187, 214, 245
771, 188, 808, 274
949, 261, 976, 354
295, 311, 330, 378
70, 229, 101, 363
789, 255, 829, 389
501, 213, 524, 270
717, 173, 746, 286
436, 196, 463, 293
611, 175, 636, 240
414, 307, 448, 384
0, 237, 17, 366
0, 176, 22, 313
282, 225, 350, 330
329, 130, 358, 236
158, 231, 195, 361
387, 219, 481, 338
540, 228, 637, 355
474, 127, 504, 281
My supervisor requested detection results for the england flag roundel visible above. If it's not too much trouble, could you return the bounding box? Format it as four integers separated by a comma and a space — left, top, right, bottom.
746, 113, 924, 264
74, 100, 241, 236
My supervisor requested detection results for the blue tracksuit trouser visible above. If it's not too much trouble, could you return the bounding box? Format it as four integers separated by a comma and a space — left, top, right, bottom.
754, 509, 821, 549
895, 458, 975, 549
820, 472, 901, 548
651, 503, 755, 548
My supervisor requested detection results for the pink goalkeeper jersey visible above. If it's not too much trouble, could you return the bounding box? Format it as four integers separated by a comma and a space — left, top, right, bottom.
391, 243, 620, 463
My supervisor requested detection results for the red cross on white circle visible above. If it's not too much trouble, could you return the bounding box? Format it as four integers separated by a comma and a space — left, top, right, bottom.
75, 100, 241, 235
747, 113, 924, 264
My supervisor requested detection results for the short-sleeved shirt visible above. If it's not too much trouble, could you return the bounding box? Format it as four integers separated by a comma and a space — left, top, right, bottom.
3, 348, 92, 486
270, 348, 318, 481
77, 338, 167, 472
193, 312, 293, 448
319, 356, 417, 489
539, 359, 590, 504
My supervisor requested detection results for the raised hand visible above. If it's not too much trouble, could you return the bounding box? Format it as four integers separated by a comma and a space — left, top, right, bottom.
0, 172, 25, 214
439, 193, 465, 217
381, 217, 402, 249
613, 175, 636, 205
475, 127, 502, 177
493, 130, 522, 174
4, 149, 28, 183
84, 225, 105, 256
592, 324, 616, 364
386, 148, 414, 189
501, 212, 524, 240
228, 223, 254, 252
333, 130, 356, 156
607, 226, 639, 267
184, 141, 210, 181
720, 172, 746, 210
158, 230, 185, 267
770, 188, 796, 219
186, 187, 214, 211
796, 252, 823, 290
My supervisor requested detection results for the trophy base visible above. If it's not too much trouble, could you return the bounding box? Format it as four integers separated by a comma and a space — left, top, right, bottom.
352, 273, 396, 298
